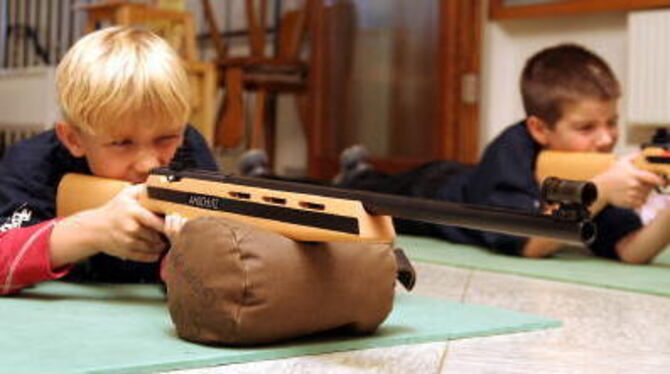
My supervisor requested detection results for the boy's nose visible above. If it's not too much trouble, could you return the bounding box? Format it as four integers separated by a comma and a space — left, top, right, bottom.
595, 129, 615, 151
134, 151, 162, 174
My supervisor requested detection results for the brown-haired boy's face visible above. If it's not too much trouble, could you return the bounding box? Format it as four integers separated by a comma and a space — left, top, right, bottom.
56, 119, 185, 184
530, 98, 618, 153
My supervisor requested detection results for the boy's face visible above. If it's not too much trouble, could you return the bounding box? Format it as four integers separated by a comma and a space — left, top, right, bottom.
56, 119, 185, 184
528, 98, 619, 153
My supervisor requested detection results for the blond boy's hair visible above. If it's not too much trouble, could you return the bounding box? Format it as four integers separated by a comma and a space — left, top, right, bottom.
56, 26, 190, 135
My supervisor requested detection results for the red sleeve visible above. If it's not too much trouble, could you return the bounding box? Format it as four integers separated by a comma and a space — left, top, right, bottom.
0, 219, 71, 295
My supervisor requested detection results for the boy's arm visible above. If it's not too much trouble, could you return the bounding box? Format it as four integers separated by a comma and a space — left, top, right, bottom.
614, 207, 670, 264
50, 184, 166, 267
48, 215, 101, 268
0, 220, 71, 295
0, 184, 168, 295
524, 152, 665, 258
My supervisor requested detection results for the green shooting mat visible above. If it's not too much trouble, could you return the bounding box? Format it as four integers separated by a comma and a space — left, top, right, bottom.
398, 235, 670, 296
0, 281, 558, 374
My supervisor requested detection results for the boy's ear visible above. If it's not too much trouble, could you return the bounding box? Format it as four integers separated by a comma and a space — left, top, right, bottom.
526, 116, 551, 147
55, 121, 86, 157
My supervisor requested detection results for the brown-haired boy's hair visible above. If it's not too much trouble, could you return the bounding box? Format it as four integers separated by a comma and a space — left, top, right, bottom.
520, 44, 620, 127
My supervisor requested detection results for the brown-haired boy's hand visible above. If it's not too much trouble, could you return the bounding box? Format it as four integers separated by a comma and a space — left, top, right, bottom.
591, 152, 665, 209
49, 185, 166, 268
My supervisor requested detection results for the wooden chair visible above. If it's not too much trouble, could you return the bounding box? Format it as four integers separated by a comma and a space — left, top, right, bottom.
79, 0, 217, 144
81, 0, 197, 61
202, 0, 312, 158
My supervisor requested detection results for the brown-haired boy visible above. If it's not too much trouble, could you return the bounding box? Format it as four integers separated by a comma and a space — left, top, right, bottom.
0, 27, 218, 294
329, 44, 669, 263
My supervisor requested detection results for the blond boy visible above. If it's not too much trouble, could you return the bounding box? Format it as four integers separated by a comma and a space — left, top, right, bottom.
0, 27, 217, 294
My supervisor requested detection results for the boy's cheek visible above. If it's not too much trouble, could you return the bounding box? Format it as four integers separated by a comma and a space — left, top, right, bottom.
559, 133, 596, 153
87, 156, 131, 180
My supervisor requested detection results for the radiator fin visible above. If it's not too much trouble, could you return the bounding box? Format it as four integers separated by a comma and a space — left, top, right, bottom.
628, 9, 670, 125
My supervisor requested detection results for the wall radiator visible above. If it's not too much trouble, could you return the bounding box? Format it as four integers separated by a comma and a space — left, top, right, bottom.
0, 124, 42, 157
1, 0, 88, 69
628, 9, 670, 126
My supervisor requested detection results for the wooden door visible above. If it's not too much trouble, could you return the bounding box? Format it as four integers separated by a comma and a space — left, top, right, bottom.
306, 0, 481, 179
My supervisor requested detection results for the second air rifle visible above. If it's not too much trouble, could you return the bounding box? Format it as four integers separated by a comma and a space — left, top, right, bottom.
537, 128, 670, 185
57, 167, 598, 245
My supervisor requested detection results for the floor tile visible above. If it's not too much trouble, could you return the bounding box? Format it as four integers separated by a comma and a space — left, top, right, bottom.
442, 268, 670, 373
410, 262, 473, 301
169, 342, 447, 374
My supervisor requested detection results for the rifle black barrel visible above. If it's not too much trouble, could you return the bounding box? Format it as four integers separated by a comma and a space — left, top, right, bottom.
360, 192, 594, 245
154, 168, 595, 245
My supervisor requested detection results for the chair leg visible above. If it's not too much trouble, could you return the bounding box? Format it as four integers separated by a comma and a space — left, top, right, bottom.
265, 93, 279, 165
215, 67, 245, 148
296, 92, 310, 141
250, 90, 268, 150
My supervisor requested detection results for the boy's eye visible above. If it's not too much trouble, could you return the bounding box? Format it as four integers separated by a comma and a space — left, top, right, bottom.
109, 140, 133, 147
156, 135, 181, 145
577, 124, 595, 132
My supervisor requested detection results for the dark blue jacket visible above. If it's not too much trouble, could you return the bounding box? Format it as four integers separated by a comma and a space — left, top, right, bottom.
437, 121, 641, 259
0, 126, 218, 282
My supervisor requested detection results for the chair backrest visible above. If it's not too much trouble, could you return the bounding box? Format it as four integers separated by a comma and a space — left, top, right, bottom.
81, 1, 197, 61
246, 0, 268, 58
277, 7, 309, 60
201, 0, 311, 61
201, 0, 228, 60
153, 0, 185, 11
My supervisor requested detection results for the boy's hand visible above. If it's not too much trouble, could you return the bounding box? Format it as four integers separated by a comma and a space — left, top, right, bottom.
89, 184, 166, 262
50, 184, 166, 267
592, 153, 665, 209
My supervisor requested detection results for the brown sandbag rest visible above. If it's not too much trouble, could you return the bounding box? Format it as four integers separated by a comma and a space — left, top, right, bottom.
165, 216, 403, 346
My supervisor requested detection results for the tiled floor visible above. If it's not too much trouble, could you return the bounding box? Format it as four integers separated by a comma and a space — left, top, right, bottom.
172, 261, 670, 373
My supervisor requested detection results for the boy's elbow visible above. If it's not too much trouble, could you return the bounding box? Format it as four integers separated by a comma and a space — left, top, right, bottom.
614, 235, 654, 265
617, 252, 652, 265
520, 245, 548, 258
520, 238, 558, 258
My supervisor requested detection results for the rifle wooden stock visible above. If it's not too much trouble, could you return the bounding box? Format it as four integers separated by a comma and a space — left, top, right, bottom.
536, 147, 670, 182
536, 151, 615, 182
57, 167, 595, 245
57, 173, 395, 242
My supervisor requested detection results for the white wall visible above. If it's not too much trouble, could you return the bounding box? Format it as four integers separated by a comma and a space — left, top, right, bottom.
0, 67, 58, 129
480, 10, 630, 154
275, 96, 307, 177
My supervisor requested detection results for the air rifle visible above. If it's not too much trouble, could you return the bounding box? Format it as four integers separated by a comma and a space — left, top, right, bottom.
57, 167, 597, 245
537, 128, 670, 184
